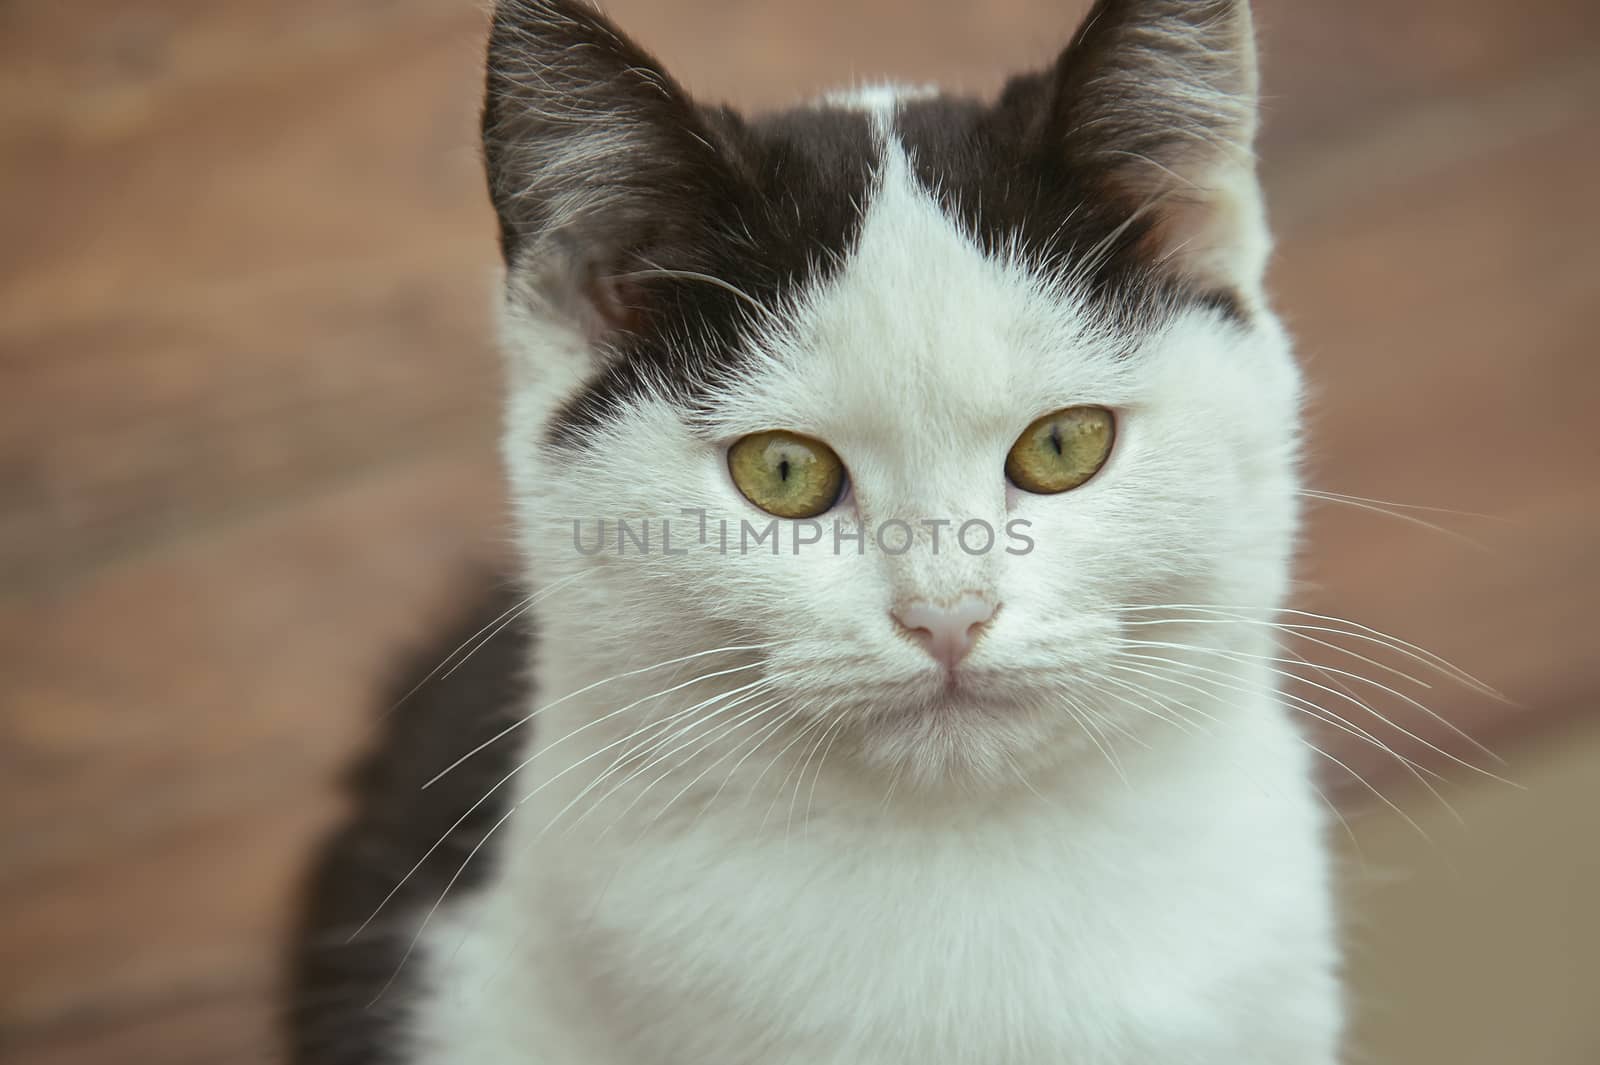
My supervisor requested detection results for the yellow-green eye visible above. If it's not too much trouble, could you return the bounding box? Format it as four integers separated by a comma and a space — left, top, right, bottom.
1005, 406, 1115, 494
728, 430, 846, 519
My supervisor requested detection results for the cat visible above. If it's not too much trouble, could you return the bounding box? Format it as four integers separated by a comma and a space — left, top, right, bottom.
290, 0, 1343, 1061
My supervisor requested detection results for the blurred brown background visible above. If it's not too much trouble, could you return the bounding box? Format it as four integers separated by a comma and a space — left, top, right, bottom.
2, 1, 1597, 1062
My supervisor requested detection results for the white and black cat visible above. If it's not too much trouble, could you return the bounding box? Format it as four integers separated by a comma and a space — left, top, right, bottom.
291, 0, 1343, 1061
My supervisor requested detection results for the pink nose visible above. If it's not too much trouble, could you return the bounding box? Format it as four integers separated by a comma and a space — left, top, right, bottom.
892, 595, 997, 670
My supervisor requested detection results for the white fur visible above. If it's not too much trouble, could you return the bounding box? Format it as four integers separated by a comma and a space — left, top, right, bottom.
823, 83, 939, 112
411, 111, 1340, 1063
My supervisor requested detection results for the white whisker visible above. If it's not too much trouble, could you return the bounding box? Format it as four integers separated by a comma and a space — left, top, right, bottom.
423, 644, 769, 788
1119, 638, 1513, 785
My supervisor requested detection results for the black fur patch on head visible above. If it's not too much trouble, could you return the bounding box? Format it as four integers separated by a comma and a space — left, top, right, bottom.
892, 92, 1246, 334
892, 0, 1258, 330
481, 1, 877, 448
287, 579, 530, 1064
543, 104, 878, 448
484, 0, 1255, 448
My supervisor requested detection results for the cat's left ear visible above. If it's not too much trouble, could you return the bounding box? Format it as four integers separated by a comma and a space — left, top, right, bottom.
1034, 0, 1267, 290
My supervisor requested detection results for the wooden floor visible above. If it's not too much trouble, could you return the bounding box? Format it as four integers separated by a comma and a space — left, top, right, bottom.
3, 1, 1597, 1061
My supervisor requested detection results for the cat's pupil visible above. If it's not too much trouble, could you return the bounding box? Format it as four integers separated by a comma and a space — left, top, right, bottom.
1049, 425, 1063, 456
779, 458, 791, 482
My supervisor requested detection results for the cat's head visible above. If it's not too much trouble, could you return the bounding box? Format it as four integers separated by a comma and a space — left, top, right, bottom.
484, 0, 1301, 787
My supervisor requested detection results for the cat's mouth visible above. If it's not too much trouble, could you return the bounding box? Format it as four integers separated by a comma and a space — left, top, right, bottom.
851, 664, 1024, 717
933, 666, 989, 702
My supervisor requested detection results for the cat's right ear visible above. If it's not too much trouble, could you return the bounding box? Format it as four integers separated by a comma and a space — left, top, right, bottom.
482, 0, 746, 341
1022, 0, 1268, 291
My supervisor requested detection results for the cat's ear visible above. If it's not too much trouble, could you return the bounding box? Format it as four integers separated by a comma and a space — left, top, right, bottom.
1038, 0, 1266, 290
482, 0, 746, 339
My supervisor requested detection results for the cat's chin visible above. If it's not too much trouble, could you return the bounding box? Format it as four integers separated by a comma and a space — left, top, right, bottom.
840, 675, 1091, 792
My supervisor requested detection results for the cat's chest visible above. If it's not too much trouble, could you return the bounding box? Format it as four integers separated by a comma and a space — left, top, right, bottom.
419, 834, 1270, 1065
482, 814, 1269, 1062
413, 736, 1336, 1065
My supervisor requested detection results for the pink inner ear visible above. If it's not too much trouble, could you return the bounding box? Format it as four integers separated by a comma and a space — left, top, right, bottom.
1130, 165, 1267, 292
583, 268, 648, 341
1086, 144, 1263, 294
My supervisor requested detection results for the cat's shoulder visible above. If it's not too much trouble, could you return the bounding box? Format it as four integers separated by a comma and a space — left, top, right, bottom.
287, 575, 532, 1063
